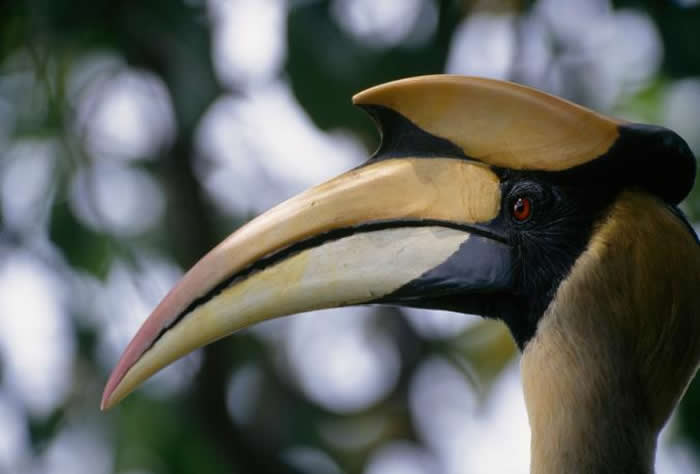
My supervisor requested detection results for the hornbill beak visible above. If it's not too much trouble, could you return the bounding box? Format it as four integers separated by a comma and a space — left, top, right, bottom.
101, 154, 509, 409
102, 75, 695, 410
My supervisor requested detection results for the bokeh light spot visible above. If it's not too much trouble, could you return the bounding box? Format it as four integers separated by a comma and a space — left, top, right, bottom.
209, 0, 287, 87
287, 308, 400, 414
365, 441, 440, 474
70, 162, 165, 237
532, 1, 662, 109
446, 13, 516, 80
34, 424, 113, 474
1, 139, 57, 232
74, 68, 176, 161
0, 393, 29, 473
0, 251, 74, 418
410, 359, 530, 474
330, 0, 436, 49
402, 308, 478, 340
664, 78, 700, 154
657, 421, 700, 473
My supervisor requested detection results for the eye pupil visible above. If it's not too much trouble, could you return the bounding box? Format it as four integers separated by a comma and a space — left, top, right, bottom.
512, 197, 532, 222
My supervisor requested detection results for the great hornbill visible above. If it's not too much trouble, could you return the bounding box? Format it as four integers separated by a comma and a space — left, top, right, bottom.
102, 76, 699, 473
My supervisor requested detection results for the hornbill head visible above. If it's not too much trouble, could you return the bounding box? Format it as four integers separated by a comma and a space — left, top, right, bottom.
102, 77, 699, 453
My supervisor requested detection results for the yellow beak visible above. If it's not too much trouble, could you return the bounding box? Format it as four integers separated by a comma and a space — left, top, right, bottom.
101, 157, 508, 409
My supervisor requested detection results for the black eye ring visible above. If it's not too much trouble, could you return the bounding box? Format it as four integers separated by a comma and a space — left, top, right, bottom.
511, 196, 532, 223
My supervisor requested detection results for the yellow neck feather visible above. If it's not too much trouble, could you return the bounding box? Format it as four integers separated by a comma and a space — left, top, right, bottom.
521, 191, 700, 474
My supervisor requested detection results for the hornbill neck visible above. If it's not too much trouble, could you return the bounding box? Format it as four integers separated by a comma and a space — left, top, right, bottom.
521, 191, 700, 474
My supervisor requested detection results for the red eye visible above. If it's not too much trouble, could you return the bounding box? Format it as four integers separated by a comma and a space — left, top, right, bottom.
512, 197, 532, 222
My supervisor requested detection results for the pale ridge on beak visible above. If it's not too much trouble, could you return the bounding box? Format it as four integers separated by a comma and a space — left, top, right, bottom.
102, 157, 502, 409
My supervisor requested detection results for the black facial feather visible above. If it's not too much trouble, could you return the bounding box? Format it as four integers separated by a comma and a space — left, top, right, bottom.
498, 172, 617, 346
